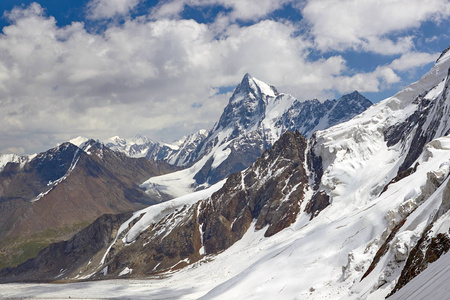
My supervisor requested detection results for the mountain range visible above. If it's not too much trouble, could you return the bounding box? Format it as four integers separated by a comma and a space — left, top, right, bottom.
0, 140, 176, 270
0, 72, 371, 272
1, 46, 450, 299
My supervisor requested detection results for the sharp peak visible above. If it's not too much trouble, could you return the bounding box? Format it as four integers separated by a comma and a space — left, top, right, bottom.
243, 72, 253, 80
233, 73, 277, 97
348, 90, 361, 95
238, 73, 256, 86
338, 90, 368, 100
241, 72, 268, 84
338, 90, 362, 98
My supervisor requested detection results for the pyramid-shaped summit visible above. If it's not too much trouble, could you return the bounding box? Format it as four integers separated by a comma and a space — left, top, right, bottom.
142, 73, 373, 193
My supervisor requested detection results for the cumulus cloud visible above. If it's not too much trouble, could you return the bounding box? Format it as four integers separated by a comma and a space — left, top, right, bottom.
1, 4, 313, 153
87, 0, 141, 20
331, 66, 401, 94
389, 52, 440, 71
0, 2, 447, 154
301, 0, 450, 54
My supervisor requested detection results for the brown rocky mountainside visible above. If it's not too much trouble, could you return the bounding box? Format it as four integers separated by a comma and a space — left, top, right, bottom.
0, 131, 329, 281
0, 140, 177, 269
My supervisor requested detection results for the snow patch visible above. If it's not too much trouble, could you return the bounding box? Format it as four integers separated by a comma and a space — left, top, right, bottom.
119, 267, 133, 276
125, 180, 225, 244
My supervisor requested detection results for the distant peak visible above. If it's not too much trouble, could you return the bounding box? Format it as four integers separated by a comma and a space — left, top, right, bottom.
131, 134, 152, 145
336, 91, 372, 108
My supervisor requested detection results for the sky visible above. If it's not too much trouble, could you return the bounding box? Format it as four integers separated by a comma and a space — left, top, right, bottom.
0, 0, 449, 155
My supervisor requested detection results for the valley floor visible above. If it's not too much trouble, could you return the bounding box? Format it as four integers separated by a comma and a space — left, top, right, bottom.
0, 279, 201, 300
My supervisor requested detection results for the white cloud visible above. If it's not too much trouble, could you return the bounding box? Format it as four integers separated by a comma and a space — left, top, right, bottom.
0, 2, 446, 154
301, 0, 450, 54
331, 66, 401, 94
87, 0, 141, 20
389, 52, 440, 71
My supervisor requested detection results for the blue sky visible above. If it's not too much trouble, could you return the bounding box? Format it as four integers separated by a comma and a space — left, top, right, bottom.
0, 0, 449, 154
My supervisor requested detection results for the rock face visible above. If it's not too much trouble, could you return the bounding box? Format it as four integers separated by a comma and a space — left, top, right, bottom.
200, 130, 309, 252
0, 140, 176, 269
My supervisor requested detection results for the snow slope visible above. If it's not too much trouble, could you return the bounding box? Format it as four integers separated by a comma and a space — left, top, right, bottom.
0, 153, 32, 172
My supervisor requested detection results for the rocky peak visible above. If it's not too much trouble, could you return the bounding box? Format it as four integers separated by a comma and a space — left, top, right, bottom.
29, 142, 81, 184
214, 74, 277, 137
230, 73, 277, 102
328, 90, 372, 125
143, 76, 373, 192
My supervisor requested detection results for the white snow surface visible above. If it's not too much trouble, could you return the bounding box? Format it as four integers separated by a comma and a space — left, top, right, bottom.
69, 136, 89, 147
0, 153, 28, 172
141, 128, 234, 198
125, 180, 225, 244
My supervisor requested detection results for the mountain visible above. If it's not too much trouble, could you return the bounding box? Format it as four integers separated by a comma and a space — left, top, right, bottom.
0, 139, 176, 270
104, 130, 210, 166
2, 47, 449, 300
142, 74, 372, 198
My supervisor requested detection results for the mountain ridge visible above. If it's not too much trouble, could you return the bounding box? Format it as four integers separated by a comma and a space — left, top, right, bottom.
0, 139, 177, 269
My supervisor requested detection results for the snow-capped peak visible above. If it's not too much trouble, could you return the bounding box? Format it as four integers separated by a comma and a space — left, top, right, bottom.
0, 153, 29, 172
129, 134, 151, 145
69, 136, 89, 148
230, 73, 278, 104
